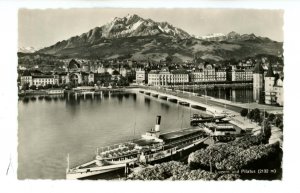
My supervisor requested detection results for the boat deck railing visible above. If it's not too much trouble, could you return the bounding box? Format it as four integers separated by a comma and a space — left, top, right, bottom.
101, 150, 139, 159
176, 137, 209, 150
166, 133, 206, 148
98, 142, 136, 153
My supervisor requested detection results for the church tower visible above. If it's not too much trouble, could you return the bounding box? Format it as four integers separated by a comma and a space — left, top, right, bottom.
264, 64, 275, 104
253, 62, 264, 103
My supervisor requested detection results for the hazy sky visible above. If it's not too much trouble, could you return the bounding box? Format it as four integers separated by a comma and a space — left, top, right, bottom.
18, 8, 283, 48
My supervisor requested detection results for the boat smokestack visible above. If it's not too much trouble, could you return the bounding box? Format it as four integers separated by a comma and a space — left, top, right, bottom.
155, 115, 161, 132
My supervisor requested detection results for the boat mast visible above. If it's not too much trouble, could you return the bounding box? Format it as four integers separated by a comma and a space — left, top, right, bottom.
67, 154, 70, 172
189, 104, 191, 118
192, 78, 195, 95
262, 108, 265, 135
205, 84, 207, 106
209, 135, 212, 173
224, 89, 227, 110
181, 108, 184, 130
133, 117, 136, 139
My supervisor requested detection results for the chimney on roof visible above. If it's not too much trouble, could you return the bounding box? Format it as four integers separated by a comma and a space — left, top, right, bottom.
253, 62, 264, 74
265, 64, 275, 77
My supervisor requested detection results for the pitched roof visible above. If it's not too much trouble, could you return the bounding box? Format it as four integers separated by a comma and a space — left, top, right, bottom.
265, 64, 275, 77
68, 59, 81, 69
253, 62, 264, 74
22, 70, 32, 76
148, 70, 159, 74
32, 75, 54, 78
171, 69, 189, 74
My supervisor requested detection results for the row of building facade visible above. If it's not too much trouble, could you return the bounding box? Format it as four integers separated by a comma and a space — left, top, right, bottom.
20, 59, 132, 87
19, 59, 283, 106
253, 62, 283, 106
138, 64, 253, 86
20, 60, 255, 87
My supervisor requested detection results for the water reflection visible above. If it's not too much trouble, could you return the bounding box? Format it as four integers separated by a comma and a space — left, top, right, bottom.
53, 96, 58, 102
117, 94, 123, 103
66, 97, 80, 106
22, 97, 29, 104
160, 103, 170, 111
185, 87, 254, 103
144, 97, 151, 107
30, 96, 36, 101
95, 95, 102, 101
46, 96, 53, 102
102, 91, 109, 98
131, 93, 137, 101
124, 93, 130, 98
18, 92, 137, 106
38, 96, 44, 100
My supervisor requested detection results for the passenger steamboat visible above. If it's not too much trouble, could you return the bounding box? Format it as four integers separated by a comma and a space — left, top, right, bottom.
66, 115, 208, 179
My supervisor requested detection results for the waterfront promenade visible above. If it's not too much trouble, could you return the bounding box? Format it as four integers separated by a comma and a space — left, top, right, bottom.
139, 86, 283, 114
136, 86, 272, 131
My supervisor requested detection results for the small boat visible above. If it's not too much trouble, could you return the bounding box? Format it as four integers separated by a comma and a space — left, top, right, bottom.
179, 101, 189, 106
190, 114, 226, 126
151, 93, 158, 98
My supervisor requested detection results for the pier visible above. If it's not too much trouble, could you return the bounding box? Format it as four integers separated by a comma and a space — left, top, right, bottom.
65, 88, 129, 100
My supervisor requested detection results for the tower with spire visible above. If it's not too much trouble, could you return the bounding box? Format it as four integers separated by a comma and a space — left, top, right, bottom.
264, 64, 276, 104
252, 62, 264, 103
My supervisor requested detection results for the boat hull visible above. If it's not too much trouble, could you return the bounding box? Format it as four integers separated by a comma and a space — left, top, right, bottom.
104, 158, 137, 165
66, 164, 126, 180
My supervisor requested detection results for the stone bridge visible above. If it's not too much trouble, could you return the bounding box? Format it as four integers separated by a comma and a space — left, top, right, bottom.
138, 88, 226, 116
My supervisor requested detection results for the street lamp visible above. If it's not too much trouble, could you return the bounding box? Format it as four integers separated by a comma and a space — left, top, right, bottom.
209, 133, 214, 173
204, 84, 208, 106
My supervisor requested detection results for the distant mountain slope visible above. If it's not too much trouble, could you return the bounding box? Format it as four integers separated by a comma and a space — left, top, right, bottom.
198, 31, 274, 43
37, 14, 283, 62
18, 46, 38, 53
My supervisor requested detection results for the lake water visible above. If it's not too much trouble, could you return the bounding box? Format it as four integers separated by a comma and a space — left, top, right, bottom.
184, 87, 254, 103
18, 90, 202, 179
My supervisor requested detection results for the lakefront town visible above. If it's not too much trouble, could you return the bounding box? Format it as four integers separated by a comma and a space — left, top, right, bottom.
18, 13, 283, 180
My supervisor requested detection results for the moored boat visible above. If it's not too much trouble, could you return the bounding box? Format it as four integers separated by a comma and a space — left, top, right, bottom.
179, 101, 189, 106
66, 115, 208, 179
190, 113, 226, 126
47, 89, 64, 95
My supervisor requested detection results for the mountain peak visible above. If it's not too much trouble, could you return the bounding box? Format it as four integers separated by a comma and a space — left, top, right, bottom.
227, 31, 240, 39
71, 14, 191, 42
198, 31, 272, 43
227, 31, 240, 36
199, 33, 226, 40
112, 14, 141, 22
36, 14, 282, 61
104, 14, 191, 39
125, 13, 139, 19
38, 14, 192, 55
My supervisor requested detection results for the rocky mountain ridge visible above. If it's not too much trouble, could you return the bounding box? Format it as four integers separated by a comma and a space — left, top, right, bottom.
33, 14, 282, 62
